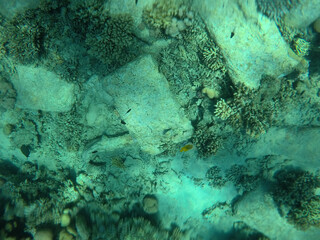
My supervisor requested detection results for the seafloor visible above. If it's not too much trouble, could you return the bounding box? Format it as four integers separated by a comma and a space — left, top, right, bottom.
0, 0, 320, 240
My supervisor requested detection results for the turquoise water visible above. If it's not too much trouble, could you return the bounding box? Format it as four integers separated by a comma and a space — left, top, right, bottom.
0, 0, 319, 239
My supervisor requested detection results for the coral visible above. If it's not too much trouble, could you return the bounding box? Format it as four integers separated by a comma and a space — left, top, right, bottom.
225, 164, 260, 194
142, 195, 158, 214
85, 13, 138, 69
192, 124, 225, 157
287, 196, 320, 230
144, 0, 180, 29
38, 0, 69, 12
214, 99, 237, 121
214, 82, 274, 138
1, 10, 44, 64
9, 118, 39, 152
201, 42, 226, 73
231, 221, 270, 240
68, 0, 106, 30
69, 0, 140, 70
293, 38, 310, 57
143, 0, 194, 38
202, 87, 220, 99
0, 161, 79, 233
118, 217, 169, 240
41, 110, 85, 152
271, 168, 320, 230
272, 168, 320, 210
0, 76, 16, 111
206, 166, 227, 188
256, 0, 300, 20
170, 227, 190, 240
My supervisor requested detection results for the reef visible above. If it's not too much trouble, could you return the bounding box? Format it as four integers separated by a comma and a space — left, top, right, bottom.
0, 0, 320, 239
271, 168, 320, 229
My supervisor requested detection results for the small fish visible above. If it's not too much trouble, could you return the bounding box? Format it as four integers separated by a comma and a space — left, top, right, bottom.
180, 144, 193, 152
135, 0, 138, 5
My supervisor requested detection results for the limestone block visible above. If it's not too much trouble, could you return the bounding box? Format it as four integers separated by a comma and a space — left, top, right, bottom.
193, 0, 300, 89
11, 65, 75, 112
284, 0, 320, 28
103, 54, 193, 155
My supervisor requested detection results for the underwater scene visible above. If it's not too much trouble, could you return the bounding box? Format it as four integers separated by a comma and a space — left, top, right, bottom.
0, 0, 320, 239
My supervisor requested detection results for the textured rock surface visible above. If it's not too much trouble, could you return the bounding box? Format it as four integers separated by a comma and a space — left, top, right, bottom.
284, 0, 320, 28
193, 0, 300, 89
103, 54, 193, 155
11, 65, 75, 112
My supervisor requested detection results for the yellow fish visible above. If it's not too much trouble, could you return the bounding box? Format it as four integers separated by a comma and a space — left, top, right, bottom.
180, 144, 193, 152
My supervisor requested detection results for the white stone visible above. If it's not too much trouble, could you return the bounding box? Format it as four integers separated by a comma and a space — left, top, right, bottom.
284, 0, 320, 29
193, 0, 300, 89
11, 65, 75, 112
103, 54, 193, 155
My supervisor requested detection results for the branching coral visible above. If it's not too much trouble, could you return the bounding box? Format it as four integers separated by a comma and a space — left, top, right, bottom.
287, 196, 320, 230
143, 0, 194, 38
85, 13, 138, 69
214, 83, 274, 138
201, 42, 226, 73
69, 0, 140, 70
272, 169, 320, 208
192, 124, 225, 157
271, 168, 320, 229
206, 166, 227, 188
225, 164, 260, 194
1, 11, 44, 64
118, 217, 169, 240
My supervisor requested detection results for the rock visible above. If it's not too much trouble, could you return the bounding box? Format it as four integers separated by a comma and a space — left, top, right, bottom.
143, 195, 158, 214
34, 228, 53, 240
11, 65, 75, 112
193, 0, 300, 89
103, 54, 193, 155
284, 0, 320, 29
